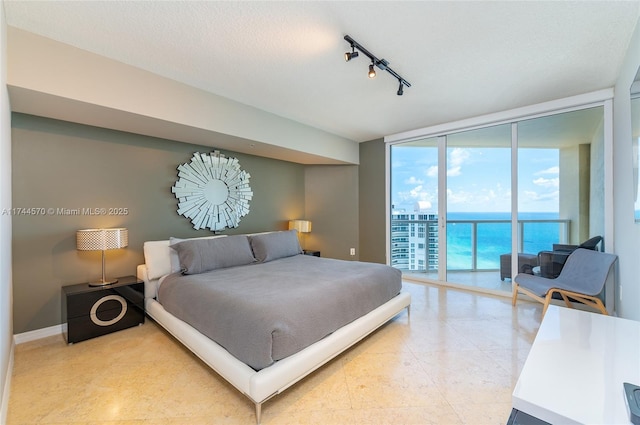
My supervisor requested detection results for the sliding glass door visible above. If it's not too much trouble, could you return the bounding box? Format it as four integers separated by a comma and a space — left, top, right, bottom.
445, 124, 512, 291
389, 105, 606, 295
517, 107, 604, 249
390, 137, 439, 279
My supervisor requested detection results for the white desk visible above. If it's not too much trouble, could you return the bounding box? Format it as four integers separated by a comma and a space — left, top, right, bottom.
512, 306, 640, 424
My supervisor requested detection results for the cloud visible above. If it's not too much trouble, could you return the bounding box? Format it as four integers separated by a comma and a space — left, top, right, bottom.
533, 177, 559, 188
447, 166, 462, 177
398, 149, 470, 180
426, 149, 470, 177
396, 184, 436, 204
447, 148, 470, 177
445, 183, 511, 210
523, 190, 559, 202
405, 176, 424, 185
409, 185, 423, 199
446, 188, 470, 204
449, 148, 469, 167
535, 166, 559, 175
485, 189, 497, 200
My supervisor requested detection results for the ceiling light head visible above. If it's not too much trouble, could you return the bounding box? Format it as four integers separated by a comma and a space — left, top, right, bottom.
368, 63, 376, 79
397, 80, 404, 96
344, 48, 359, 62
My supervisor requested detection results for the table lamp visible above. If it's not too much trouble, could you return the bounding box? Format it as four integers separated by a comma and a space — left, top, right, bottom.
288, 219, 312, 249
76, 228, 128, 286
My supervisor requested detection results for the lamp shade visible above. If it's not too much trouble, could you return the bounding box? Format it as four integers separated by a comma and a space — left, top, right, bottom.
288, 220, 312, 233
77, 228, 128, 251
77, 228, 128, 286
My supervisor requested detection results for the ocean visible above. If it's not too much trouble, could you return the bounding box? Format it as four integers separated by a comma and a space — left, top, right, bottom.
445, 212, 561, 270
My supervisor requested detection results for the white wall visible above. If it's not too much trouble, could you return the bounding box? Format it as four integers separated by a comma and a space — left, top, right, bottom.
613, 17, 640, 320
0, 1, 14, 421
559, 146, 580, 244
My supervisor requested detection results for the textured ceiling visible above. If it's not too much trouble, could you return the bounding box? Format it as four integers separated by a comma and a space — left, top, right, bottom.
4, 1, 640, 142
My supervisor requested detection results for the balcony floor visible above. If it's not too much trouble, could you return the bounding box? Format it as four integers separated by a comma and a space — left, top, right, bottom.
403, 270, 514, 298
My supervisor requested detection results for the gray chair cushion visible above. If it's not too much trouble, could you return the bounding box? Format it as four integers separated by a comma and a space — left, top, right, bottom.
515, 248, 617, 297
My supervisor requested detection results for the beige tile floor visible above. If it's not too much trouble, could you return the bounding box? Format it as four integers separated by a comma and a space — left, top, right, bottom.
8, 281, 543, 425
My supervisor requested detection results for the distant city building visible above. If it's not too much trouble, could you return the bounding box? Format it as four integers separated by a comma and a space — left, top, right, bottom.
391, 204, 438, 271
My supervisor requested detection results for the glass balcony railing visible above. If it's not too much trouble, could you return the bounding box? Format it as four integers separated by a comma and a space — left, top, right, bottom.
391, 218, 570, 272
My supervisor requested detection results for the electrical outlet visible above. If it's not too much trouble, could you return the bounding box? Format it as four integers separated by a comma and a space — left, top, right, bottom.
350, 248, 356, 256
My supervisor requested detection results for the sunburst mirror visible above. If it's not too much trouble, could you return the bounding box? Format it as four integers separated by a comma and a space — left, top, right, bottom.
172, 151, 253, 231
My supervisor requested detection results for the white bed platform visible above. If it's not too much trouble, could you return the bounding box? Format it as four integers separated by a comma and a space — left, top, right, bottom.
137, 264, 411, 424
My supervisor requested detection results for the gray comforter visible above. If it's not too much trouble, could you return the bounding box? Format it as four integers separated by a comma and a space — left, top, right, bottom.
158, 255, 402, 370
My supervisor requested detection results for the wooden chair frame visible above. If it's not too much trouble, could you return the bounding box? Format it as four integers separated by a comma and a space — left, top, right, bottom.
512, 283, 608, 317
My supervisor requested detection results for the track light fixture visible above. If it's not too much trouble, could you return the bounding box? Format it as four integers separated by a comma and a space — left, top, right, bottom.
368, 63, 376, 79
343, 34, 411, 96
344, 45, 359, 62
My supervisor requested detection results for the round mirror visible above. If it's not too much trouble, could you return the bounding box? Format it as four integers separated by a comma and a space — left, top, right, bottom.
172, 151, 253, 231
203, 179, 229, 205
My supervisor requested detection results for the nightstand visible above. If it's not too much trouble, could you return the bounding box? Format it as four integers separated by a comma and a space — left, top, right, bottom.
303, 250, 320, 257
62, 275, 145, 344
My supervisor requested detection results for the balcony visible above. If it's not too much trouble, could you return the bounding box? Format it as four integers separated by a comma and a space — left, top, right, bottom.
391, 217, 570, 294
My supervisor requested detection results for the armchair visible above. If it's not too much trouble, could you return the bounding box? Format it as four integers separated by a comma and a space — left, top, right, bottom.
537, 236, 603, 279
512, 247, 617, 316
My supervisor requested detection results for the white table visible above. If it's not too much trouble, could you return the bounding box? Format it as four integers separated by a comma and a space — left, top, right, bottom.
512, 305, 640, 424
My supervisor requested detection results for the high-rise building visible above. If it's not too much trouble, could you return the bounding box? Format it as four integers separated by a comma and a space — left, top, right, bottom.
390, 208, 439, 272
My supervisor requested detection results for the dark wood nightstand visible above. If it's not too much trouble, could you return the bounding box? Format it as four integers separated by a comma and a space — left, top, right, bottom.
303, 250, 320, 257
62, 275, 145, 344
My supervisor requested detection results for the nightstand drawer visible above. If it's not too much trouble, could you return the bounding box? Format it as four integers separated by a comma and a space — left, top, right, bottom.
62, 276, 144, 344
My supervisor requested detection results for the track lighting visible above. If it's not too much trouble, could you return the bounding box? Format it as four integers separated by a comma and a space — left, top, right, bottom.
343, 34, 411, 96
368, 63, 376, 78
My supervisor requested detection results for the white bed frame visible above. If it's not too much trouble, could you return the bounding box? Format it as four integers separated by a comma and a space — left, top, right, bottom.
137, 264, 411, 424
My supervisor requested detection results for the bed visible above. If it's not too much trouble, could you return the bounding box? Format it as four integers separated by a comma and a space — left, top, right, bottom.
137, 230, 411, 423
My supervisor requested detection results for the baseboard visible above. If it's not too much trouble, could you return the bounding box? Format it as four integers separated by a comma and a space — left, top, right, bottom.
4, 324, 66, 420
13, 323, 66, 345
0, 340, 14, 424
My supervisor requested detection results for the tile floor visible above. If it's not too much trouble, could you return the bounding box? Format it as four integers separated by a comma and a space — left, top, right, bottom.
7, 281, 543, 425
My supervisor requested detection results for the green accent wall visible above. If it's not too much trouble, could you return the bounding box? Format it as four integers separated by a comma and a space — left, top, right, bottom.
358, 139, 386, 264
304, 164, 359, 260
11, 113, 306, 333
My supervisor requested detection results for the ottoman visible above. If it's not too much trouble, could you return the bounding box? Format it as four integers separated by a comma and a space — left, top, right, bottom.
499, 253, 538, 281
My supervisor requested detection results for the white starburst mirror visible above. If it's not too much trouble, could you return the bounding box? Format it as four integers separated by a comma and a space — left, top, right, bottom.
172, 151, 253, 231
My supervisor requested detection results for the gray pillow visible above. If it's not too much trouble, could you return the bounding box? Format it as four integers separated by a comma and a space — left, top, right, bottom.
249, 230, 302, 262
172, 235, 256, 275
169, 235, 227, 274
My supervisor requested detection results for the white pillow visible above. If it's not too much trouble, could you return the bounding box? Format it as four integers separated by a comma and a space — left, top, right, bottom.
143, 235, 226, 280
143, 240, 171, 280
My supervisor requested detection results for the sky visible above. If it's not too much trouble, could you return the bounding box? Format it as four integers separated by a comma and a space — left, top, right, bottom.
391, 145, 559, 214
